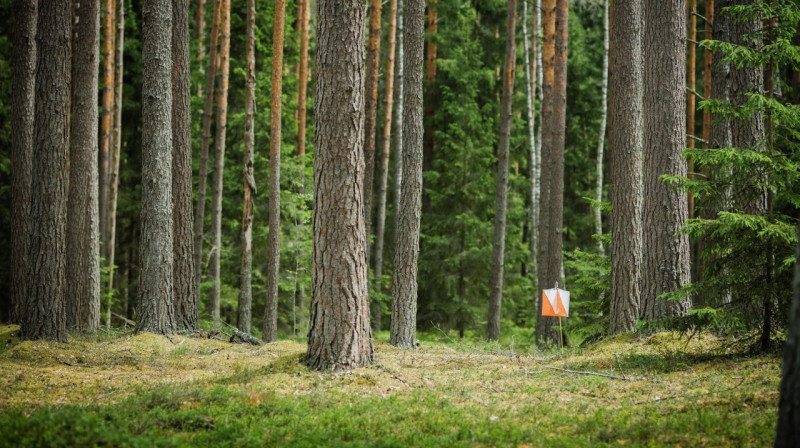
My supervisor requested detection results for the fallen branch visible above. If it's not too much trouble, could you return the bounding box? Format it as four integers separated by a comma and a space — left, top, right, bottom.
229, 328, 263, 346
543, 365, 634, 381
112, 312, 136, 327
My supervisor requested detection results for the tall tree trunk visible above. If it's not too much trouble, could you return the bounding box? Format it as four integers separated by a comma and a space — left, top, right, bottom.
209, 0, 231, 328
363, 0, 382, 245
390, 0, 425, 350
238, 0, 256, 335
695, 0, 713, 293
137, 0, 176, 335
67, 0, 101, 333
776, 234, 800, 446
373, 0, 399, 332
421, 0, 437, 214
294, 0, 311, 335
196, 0, 206, 97
522, 0, 539, 298
99, 0, 115, 261
687, 0, 697, 220
529, 0, 542, 292
487, 0, 517, 342
535, 0, 567, 345
10, 0, 36, 325
173, 0, 197, 331
641, 0, 691, 320
393, 0, 405, 253
194, 0, 222, 300
263, 0, 286, 343
593, 0, 609, 256
107, 0, 124, 329
607, 0, 644, 334
306, 0, 374, 370
22, 0, 71, 342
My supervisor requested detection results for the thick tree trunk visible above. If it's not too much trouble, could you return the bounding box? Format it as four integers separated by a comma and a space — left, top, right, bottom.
390, 0, 425, 349
208, 0, 231, 328
594, 0, 609, 256
238, 0, 256, 335
421, 0, 437, 214
641, 0, 691, 320
607, 0, 644, 334
137, 0, 176, 335
306, 0, 374, 370
173, 0, 198, 331
106, 0, 125, 329
67, 0, 101, 333
373, 0, 399, 332
263, 0, 285, 343
363, 0, 382, 244
11, 0, 36, 324
487, 0, 517, 342
194, 0, 222, 299
535, 0, 567, 345
776, 229, 800, 447
196, 0, 206, 97
99, 0, 115, 261
22, 0, 71, 342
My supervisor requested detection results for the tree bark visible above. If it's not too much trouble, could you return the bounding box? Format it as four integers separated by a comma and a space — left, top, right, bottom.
390, 0, 425, 350
392, 0, 405, 258
196, 0, 206, 97
372, 0, 399, 332
522, 0, 539, 299
687, 0, 697, 220
363, 0, 382, 245
593, 0, 609, 256
67, 0, 101, 333
297, 0, 310, 159
208, 0, 231, 328
238, 0, 257, 335
22, 0, 71, 342
194, 0, 222, 299
137, 0, 176, 335
99, 0, 115, 261
641, 0, 691, 320
306, 0, 374, 369
607, 0, 644, 334
11, 0, 36, 324
173, 0, 198, 331
776, 228, 800, 447
106, 0, 125, 329
263, 0, 285, 343
535, 0, 567, 345
487, 0, 517, 342
421, 0, 437, 214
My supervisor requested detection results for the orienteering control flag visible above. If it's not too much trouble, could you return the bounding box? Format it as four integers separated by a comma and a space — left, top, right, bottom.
541, 288, 570, 317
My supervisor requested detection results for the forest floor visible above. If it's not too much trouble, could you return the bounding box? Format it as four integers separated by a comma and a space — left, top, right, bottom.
0, 324, 781, 447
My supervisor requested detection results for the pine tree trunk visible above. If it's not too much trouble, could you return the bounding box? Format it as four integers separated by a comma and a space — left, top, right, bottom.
687, 0, 697, 220
421, 0, 437, 214
99, 0, 115, 261
390, 0, 425, 350
10, 0, 36, 325
263, 0, 285, 343
196, 0, 206, 97
22, 0, 71, 342
238, 0, 257, 335
373, 0, 399, 332
106, 0, 125, 329
696, 0, 713, 295
393, 0, 405, 255
607, 0, 644, 334
294, 0, 311, 334
593, 0, 608, 256
173, 0, 198, 331
487, 0, 517, 342
641, 0, 691, 320
67, 0, 101, 333
363, 0, 382, 246
209, 0, 231, 328
137, 0, 176, 335
306, 0, 374, 370
536, 0, 567, 345
776, 229, 800, 447
194, 0, 222, 300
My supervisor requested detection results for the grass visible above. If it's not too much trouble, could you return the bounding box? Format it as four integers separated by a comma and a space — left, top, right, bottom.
0, 324, 781, 447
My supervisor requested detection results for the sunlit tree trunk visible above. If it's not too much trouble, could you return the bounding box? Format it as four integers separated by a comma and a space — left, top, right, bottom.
593, 0, 608, 256
487, 0, 517, 342
263, 0, 286, 343
391, 0, 425, 349
641, 0, 691, 320
10, 0, 36, 324
607, 0, 643, 334
363, 0, 382, 245
522, 0, 538, 299
137, 0, 176, 335
196, 0, 206, 97
373, 0, 399, 332
306, 0, 374, 370
208, 0, 231, 328
99, 0, 115, 261
67, 0, 101, 333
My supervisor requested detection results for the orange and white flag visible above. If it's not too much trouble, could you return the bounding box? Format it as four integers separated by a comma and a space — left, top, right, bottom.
541, 288, 570, 317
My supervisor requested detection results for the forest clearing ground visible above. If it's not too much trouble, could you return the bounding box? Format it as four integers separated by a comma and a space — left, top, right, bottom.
0, 324, 780, 446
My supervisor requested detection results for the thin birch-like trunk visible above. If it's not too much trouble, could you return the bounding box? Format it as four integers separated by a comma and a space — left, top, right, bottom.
594, 0, 609, 255
522, 0, 538, 305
